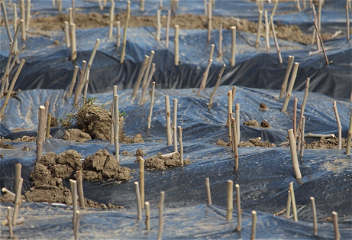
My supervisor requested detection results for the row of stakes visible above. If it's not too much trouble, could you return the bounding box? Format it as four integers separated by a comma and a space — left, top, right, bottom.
2, 161, 343, 240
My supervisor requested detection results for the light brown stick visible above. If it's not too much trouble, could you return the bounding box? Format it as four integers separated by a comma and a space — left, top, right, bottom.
264, 10, 270, 51
293, 97, 298, 139
173, 99, 178, 152
300, 116, 306, 158
140, 63, 156, 105
36, 105, 46, 161
145, 201, 150, 230
205, 178, 212, 205
139, 157, 145, 209
310, 197, 317, 235
174, 25, 179, 65
70, 23, 77, 61
134, 182, 142, 220
208, 64, 226, 110
235, 103, 240, 142
7, 207, 13, 238
226, 180, 233, 221
196, 58, 213, 96
297, 77, 310, 149
156, 9, 161, 41
255, 11, 263, 48
270, 16, 282, 64
313, 19, 329, 65
288, 129, 302, 179
114, 94, 119, 161
116, 21, 121, 49
25, 0, 31, 31
15, 163, 22, 196
227, 90, 233, 127
332, 101, 342, 149
218, 23, 223, 58
281, 62, 299, 112
140, 0, 144, 11
235, 184, 241, 231
70, 179, 78, 228
157, 191, 165, 240
76, 171, 85, 208
346, 109, 352, 155
131, 55, 149, 100
166, 10, 171, 48
74, 210, 80, 240
165, 95, 172, 145
46, 113, 51, 138
232, 118, 239, 170
279, 55, 294, 99
109, 1, 115, 39
12, 177, 23, 225
250, 210, 257, 240
67, 66, 78, 98
230, 26, 236, 66
286, 190, 291, 218
289, 182, 298, 222
120, 1, 130, 63
347, 5, 350, 41
142, 51, 155, 89
178, 126, 183, 166
20, 0, 26, 40
332, 211, 340, 240
207, 3, 212, 41
74, 60, 86, 106
311, 3, 321, 50
1, 1, 14, 43
147, 82, 156, 128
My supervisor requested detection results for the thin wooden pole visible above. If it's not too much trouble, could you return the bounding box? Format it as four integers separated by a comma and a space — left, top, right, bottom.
332, 101, 342, 150
208, 64, 226, 110
332, 211, 340, 240
7, 207, 13, 239
270, 16, 282, 63
289, 182, 298, 222
135, 182, 142, 220
293, 97, 298, 139
70, 179, 78, 228
1, 1, 14, 43
36, 105, 46, 161
74, 210, 80, 240
157, 191, 165, 240
300, 116, 306, 158
279, 56, 294, 99
114, 94, 119, 161
131, 55, 149, 100
70, 23, 77, 61
255, 11, 263, 48
116, 21, 121, 49
297, 77, 310, 149
140, 0, 144, 11
232, 118, 239, 170
120, 1, 130, 63
140, 63, 155, 105
310, 197, 317, 236
311, 3, 321, 50
313, 19, 329, 65
20, 0, 26, 40
139, 157, 145, 209
109, 1, 115, 39
165, 95, 172, 145
235, 184, 241, 231
288, 129, 302, 179
205, 178, 212, 205
173, 99, 178, 152
250, 210, 257, 240
15, 163, 22, 197
196, 59, 212, 96
218, 23, 223, 58
174, 25, 179, 65
230, 26, 236, 66
12, 178, 23, 225
67, 66, 78, 98
178, 126, 183, 166
286, 190, 291, 218
347, 5, 350, 41
46, 113, 51, 138
64, 21, 71, 48
346, 109, 352, 155
156, 9, 161, 41
166, 10, 171, 48
235, 104, 240, 142
264, 10, 270, 51
142, 51, 155, 89
147, 82, 155, 128
145, 202, 150, 230
226, 180, 233, 221
74, 61, 86, 106
76, 171, 85, 208
207, 3, 212, 42
25, 0, 31, 31
227, 89, 232, 128
281, 62, 299, 112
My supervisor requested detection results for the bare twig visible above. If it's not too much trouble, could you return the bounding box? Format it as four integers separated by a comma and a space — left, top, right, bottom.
145, 202, 150, 230
205, 178, 212, 205
134, 182, 142, 220
255, 11, 263, 48
174, 25, 179, 65
131, 55, 149, 100
139, 157, 145, 209
147, 82, 156, 128
313, 20, 329, 65
230, 26, 236, 66
289, 182, 298, 222
12, 178, 23, 225
270, 16, 282, 63
279, 55, 295, 99
310, 197, 318, 235
165, 95, 172, 145
76, 171, 85, 208
157, 191, 165, 240
166, 10, 171, 48
332, 101, 342, 149
120, 1, 130, 63
332, 211, 340, 240
250, 210, 257, 240
208, 64, 226, 110
281, 62, 299, 112
67, 66, 79, 98
288, 129, 302, 179
226, 180, 233, 221
178, 126, 183, 166
236, 184, 242, 231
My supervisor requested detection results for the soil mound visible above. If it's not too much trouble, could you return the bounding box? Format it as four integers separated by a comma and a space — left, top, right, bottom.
63, 128, 92, 142
216, 139, 230, 146
239, 138, 276, 147
135, 148, 146, 157
0, 142, 15, 149
82, 149, 134, 181
261, 121, 270, 128
243, 120, 259, 127
136, 152, 191, 170
306, 137, 347, 149
259, 103, 268, 110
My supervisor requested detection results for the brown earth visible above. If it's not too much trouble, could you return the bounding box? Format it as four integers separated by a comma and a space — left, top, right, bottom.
243, 120, 259, 127
136, 152, 190, 170
1, 136, 36, 143
306, 137, 347, 149
259, 103, 268, 110
216, 137, 276, 147
261, 121, 270, 128
135, 148, 146, 157
26, 12, 339, 44
63, 128, 92, 142
0, 142, 16, 149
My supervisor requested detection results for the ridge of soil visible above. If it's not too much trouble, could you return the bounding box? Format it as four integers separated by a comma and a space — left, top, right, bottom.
306, 137, 347, 149
136, 152, 191, 170
216, 137, 276, 147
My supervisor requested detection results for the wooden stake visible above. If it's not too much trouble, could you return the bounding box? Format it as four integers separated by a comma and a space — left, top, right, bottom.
35, 105, 45, 160
1, 1, 14, 44
116, 21, 121, 49
218, 23, 223, 58
12, 178, 23, 225
289, 182, 298, 222
313, 20, 329, 66
15, 163, 22, 196
98, 0, 103, 10
7, 207, 13, 239
139, 157, 145, 209
46, 113, 51, 138
310, 197, 317, 235
134, 182, 142, 220
83, 70, 90, 103
279, 55, 295, 99
226, 180, 233, 221
196, 59, 212, 96
64, 21, 71, 48
67, 66, 78, 98
227, 90, 233, 127
178, 126, 183, 166
268, 0, 278, 30
332, 101, 342, 150
58, 0, 62, 12
70, 179, 78, 228
120, 1, 130, 63
131, 55, 149, 100
13, 3, 18, 58
297, 78, 310, 149
140, 0, 144, 11
235, 184, 241, 231
235, 104, 240, 142
318, 0, 322, 34
232, 118, 239, 170
142, 51, 155, 89
288, 129, 302, 179
70, 23, 77, 61
140, 63, 156, 105
114, 94, 119, 161
208, 64, 226, 110
332, 211, 340, 240
232, 86, 236, 103
230, 26, 236, 66
20, 0, 26, 40
74, 210, 80, 240
25, 0, 31, 31
156, 9, 161, 41
300, 116, 306, 158
74, 60, 86, 106
174, 25, 179, 65
69, 8, 73, 25
270, 16, 282, 64
347, 5, 350, 41
166, 10, 171, 48
264, 10, 270, 51
76, 171, 85, 208
157, 191, 165, 240
281, 62, 299, 112
207, 3, 212, 42
255, 11, 263, 48
173, 99, 178, 152
72, 0, 75, 23
110, 85, 117, 144
311, 3, 321, 50
346, 109, 352, 155
109, 1, 115, 39
286, 190, 291, 218
204, 0, 207, 16
293, 97, 297, 139
147, 82, 155, 128
250, 210, 257, 240
205, 178, 212, 205
165, 95, 172, 145
145, 202, 150, 230
209, 44, 215, 60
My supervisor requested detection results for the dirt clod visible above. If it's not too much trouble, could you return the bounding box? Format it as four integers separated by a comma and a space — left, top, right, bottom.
63, 128, 92, 142
51, 117, 58, 127
306, 137, 347, 149
259, 103, 268, 110
239, 137, 276, 147
216, 139, 230, 146
136, 152, 191, 170
0, 142, 15, 149
136, 148, 146, 157
243, 120, 259, 127
261, 121, 270, 128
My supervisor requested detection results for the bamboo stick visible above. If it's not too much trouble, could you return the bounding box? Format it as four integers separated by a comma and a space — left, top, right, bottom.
114, 94, 119, 161
235, 103, 240, 142
64, 21, 71, 48
46, 113, 51, 138
332, 101, 342, 150
232, 86, 236, 103
142, 51, 155, 89
281, 62, 299, 112
15, 163, 22, 196
207, 3, 212, 41
140, 63, 156, 105
156, 9, 161, 41
76, 171, 85, 208
230, 26, 236, 66
36, 105, 45, 160
67, 66, 78, 98
157, 191, 165, 240
289, 182, 298, 222
300, 116, 306, 158
297, 78, 310, 149
166, 10, 171, 48
70, 179, 78, 228
311, 3, 321, 50
2, 188, 15, 198
120, 1, 130, 63
318, 0, 322, 34
313, 19, 329, 65
13, 3, 18, 59
293, 97, 297, 139
270, 16, 282, 64
173, 99, 178, 152
69, 8, 73, 25
1, 1, 13, 43
98, 0, 103, 10
226, 180, 233, 221
70, 23, 77, 61
347, 5, 350, 41
7, 207, 13, 239
174, 25, 179, 65
227, 89, 232, 128
208, 64, 226, 110
178, 126, 183, 166
346, 109, 352, 155
74, 210, 80, 240
264, 10, 270, 51
139, 157, 145, 209
25, 0, 30, 31
332, 211, 340, 240
232, 118, 239, 170
74, 60, 86, 106
145, 202, 150, 230
310, 197, 317, 235
0, 59, 25, 118
140, 0, 144, 11
131, 55, 149, 100
110, 85, 117, 145
58, 0, 62, 12
250, 210, 257, 240
305, 133, 336, 138
279, 55, 294, 99
205, 178, 212, 205
204, 0, 207, 17
255, 11, 263, 48
116, 21, 121, 49
12, 178, 23, 225
83, 39, 100, 87
286, 190, 291, 218
72, 0, 75, 23
209, 44, 215, 60
235, 184, 241, 231
218, 23, 223, 58
268, 0, 278, 30
147, 82, 156, 129
109, 1, 115, 39
196, 59, 212, 96
288, 129, 302, 179
134, 182, 142, 220
20, 0, 26, 40
165, 95, 172, 145
83, 70, 90, 103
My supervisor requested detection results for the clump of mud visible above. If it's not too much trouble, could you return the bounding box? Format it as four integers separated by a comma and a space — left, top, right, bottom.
50, 116, 58, 127
239, 137, 276, 147
82, 149, 134, 181
63, 128, 92, 142
306, 137, 347, 149
136, 152, 191, 170
259, 103, 268, 110
136, 148, 146, 157
243, 120, 259, 127
0, 142, 16, 149
216, 139, 230, 146
261, 121, 270, 128
1, 136, 36, 144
